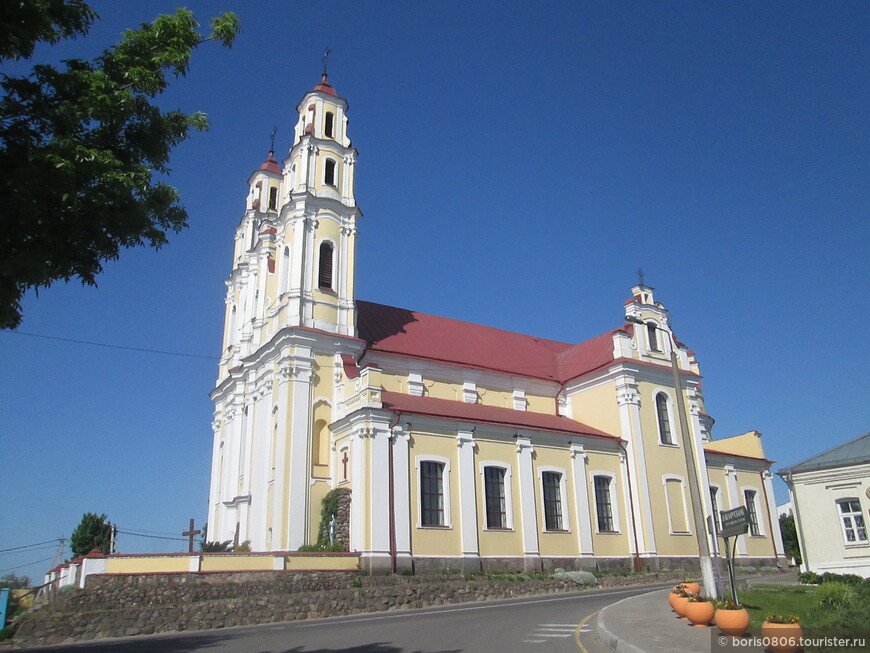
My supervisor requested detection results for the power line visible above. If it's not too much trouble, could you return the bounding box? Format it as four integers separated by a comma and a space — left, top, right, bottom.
116, 530, 187, 542
0, 555, 56, 575
0, 539, 61, 554
2, 330, 218, 360
0, 545, 56, 558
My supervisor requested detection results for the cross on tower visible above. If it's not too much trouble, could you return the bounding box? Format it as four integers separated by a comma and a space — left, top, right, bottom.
341, 449, 349, 480
182, 518, 201, 553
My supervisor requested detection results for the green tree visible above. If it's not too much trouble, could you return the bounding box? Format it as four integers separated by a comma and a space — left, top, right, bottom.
70, 512, 111, 557
779, 512, 802, 565
0, 573, 31, 589
0, 1, 240, 329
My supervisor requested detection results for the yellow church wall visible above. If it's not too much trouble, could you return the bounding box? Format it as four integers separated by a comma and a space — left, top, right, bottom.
526, 393, 554, 415
408, 431, 462, 556
478, 387, 512, 409
735, 469, 778, 560
379, 371, 404, 394
475, 439, 524, 557
533, 445, 580, 557
106, 557, 190, 574
312, 299, 339, 324
201, 555, 276, 572
425, 379, 460, 401
568, 381, 621, 436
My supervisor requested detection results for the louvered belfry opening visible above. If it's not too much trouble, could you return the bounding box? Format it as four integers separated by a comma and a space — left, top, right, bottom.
319, 241, 334, 290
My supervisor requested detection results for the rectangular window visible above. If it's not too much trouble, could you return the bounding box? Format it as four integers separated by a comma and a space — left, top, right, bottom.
268, 186, 278, 211
744, 489, 759, 536
839, 499, 868, 543
484, 466, 507, 529
420, 461, 445, 527
542, 471, 563, 531
594, 476, 614, 532
710, 487, 720, 532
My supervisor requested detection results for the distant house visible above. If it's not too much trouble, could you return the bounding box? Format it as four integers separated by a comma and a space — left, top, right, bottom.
779, 432, 870, 577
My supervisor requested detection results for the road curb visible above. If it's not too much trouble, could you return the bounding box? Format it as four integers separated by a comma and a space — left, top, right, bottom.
595, 587, 665, 653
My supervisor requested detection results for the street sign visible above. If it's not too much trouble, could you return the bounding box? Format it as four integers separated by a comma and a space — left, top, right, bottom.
719, 506, 749, 538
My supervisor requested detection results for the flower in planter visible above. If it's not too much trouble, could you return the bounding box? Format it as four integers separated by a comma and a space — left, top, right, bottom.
715, 599, 743, 610
765, 615, 800, 624
687, 593, 708, 603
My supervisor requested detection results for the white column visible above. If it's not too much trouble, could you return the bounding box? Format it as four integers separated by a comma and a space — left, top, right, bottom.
570, 443, 594, 556
207, 417, 222, 537
619, 450, 638, 556
391, 427, 412, 564
516, 437, 540, 564
350, 428, 366, 553
762, 470, 785, 560
286, 361, 313, 550
457, 429, 480, 561
615, 375, 655, 554
369, 423, 391, 568
302, 213, 317, 327
250, 382, 272, 550
271, 372, 290, 549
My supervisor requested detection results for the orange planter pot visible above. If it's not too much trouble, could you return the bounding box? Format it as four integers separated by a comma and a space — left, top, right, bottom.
714, 608, 750, 637
760, 622, 803, 653
673, 595, 690, 618
668, 592, 682, 612
681, 582, 701, 594
685, 601, 715, 627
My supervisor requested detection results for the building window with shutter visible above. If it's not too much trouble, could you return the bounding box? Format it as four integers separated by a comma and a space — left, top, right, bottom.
484, 466, 507, 529
744, 489, 760, 535
647, 322, 660, 351
268, 186, 278, 211
318, 242, 334, 290
325, 111, 335, 138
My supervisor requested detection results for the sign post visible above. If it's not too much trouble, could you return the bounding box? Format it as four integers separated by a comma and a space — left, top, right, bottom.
718, 506, 749, 604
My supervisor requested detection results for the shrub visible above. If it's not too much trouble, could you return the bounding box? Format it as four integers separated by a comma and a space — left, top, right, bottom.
553, 570, 598, 587
814, 581, 856, 609
799, 571, 822, 585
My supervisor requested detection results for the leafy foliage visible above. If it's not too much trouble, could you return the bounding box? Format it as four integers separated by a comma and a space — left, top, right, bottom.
0, 573, 31, 589
778, 512, 802, 564
70, 512, 111, 557
0, 2, 240, 328
200, 539, 233, 552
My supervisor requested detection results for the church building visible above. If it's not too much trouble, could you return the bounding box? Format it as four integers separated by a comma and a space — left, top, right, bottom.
207, 74, 786, 574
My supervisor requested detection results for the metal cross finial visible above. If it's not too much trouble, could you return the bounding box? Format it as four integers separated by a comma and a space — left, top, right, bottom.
636, 267, 646, 286
269, 125, 278, 152
322, 46, 332, 76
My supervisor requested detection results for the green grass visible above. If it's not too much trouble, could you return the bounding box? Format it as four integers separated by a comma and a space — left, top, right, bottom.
738, 584, 870, 630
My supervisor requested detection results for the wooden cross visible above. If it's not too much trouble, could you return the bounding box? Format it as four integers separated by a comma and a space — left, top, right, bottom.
342, 450, 349, 480
182, 518, 201, 553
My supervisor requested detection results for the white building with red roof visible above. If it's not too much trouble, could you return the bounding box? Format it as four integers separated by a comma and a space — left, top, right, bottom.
207, 75, 785, 574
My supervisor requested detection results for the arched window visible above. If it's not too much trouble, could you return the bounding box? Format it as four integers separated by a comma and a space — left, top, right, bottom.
268, 186, 278, 211
318, 241, 334, 290
324, 159, 336, 186
656, 393, 673, 445
324, 111, 335, 138
647, 322, 660, 351
312, 419, 328, 466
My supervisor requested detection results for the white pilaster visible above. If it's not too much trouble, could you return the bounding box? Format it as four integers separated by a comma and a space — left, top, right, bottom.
724, 465, 747, 556
457, 429, 479, 558
619, 450, 638, 556
516, 437, 540, 557
286, 360, 313, 550
350, 428, 366, 553
762, 469, 785, 559
271, 371, 290, 549
391, 427, 412, 561
570, 443, 594, 556
369, 422, 391, 557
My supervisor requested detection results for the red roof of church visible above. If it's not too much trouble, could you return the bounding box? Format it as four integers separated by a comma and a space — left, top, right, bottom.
313, 74, 337, 97
259, 151, 281, 174
356, 300, 633, 383
380, 391, 619, 439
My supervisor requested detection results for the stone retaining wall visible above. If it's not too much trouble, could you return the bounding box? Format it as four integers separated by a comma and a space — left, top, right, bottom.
13, 570, 684, 648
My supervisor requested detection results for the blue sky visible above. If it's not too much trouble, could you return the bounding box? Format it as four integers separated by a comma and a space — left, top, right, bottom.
1, 1, 867, 582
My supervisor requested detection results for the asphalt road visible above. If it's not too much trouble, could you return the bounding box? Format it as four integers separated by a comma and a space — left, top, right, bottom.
17, 583, 671, 653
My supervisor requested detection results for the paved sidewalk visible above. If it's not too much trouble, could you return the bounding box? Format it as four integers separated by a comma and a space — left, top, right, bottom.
595, 571, 800, 653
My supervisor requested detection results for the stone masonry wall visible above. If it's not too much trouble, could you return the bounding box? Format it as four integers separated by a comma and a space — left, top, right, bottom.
14, 569, 685, 648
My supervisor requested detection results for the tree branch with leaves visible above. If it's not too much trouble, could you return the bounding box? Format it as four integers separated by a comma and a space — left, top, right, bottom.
0, 1, 240, 328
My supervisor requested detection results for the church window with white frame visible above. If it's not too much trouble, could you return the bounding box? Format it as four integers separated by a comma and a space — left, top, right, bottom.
420, 460, 446, 527
324, 158, 337, 186
483, 466, 508, 529
594, 475, 615, 532
647, 322, 660, 351
838, 499, 868, 543
324, 111, 335, 138
744, 489, 760, 535
541, 471, 564, 531
656, 393, 674, 445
